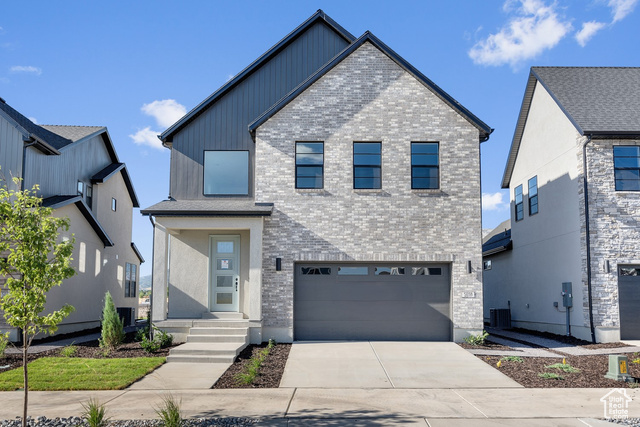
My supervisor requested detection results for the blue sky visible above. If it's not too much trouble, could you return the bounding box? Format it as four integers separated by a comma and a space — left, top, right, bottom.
1, 0, 638, 275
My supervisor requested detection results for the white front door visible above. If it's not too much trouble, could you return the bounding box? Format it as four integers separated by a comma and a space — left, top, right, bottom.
210, 235, 240, 312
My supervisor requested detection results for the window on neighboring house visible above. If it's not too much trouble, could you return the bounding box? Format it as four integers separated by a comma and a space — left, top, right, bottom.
411, 142, 439, 189
125, 263, 137, 298
77, 181, 84, 197
614, 146, 640, 191
483, 260, 492, 270
111, 198, 117, 212
528, 176, 538, 215
353, 142, 381, 189
204, 150, 249, 195
295, 142, 323, 189
86, 185, 93, 210
514, 184, 523, 221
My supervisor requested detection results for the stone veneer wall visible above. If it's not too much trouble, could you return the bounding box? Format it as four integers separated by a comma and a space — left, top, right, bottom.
579, 138, 640, 341
254, 42, 484, 341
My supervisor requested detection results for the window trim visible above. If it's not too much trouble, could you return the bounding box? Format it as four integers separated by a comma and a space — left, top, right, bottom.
411, 142, 440, 190
353, 142, 382, 190
613, 145, 640, 192
203, 150, 250, 196
528, 176, 538, 216
295, 142, 324, 189
514, 184, 523, 222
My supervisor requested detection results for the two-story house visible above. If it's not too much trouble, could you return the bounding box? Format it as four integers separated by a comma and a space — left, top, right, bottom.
0, 97, 143, 341
143, 10, 492, 358
483, 67, 640, 343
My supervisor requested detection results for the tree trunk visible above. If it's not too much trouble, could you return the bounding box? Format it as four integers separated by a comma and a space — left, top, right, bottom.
22, 329, 28, 427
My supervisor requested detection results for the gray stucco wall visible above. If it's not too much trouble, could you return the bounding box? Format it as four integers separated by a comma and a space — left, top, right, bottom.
254, 42, 484, 342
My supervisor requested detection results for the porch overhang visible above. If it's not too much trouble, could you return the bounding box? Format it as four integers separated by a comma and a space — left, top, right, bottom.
141, 199, 273, 217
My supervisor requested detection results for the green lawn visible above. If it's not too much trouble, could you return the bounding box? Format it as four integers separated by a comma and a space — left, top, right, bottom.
0, 357, 165, 391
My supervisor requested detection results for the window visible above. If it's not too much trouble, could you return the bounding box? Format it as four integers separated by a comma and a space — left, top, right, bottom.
111, 198, 117, 212
514, 184, 523, 221
337, 266, 368, 275
614, 146, 640, 191
77, 181, 84, 196
411, 142, 439, 189
86, 185, 93, 210
375, 267, 405, 275
295, 142, 323, 189
353, 142, 381, 189
483, 260, 492, 271
301, 267, 331, 275
528, 176, 538, 215
412, 267, 443, 275
125, 263, 137, 298
204, 150, 249, 195
620, 267, 640, 276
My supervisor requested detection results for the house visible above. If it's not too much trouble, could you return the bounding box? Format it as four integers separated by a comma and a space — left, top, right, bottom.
142, 10, 492, 354
483, 67, 640, 342
0, 97, 144, 341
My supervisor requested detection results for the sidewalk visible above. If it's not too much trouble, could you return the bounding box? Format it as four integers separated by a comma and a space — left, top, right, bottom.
0, 387, 633, 425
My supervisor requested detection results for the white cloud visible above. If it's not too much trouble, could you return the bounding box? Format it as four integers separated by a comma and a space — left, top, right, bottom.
575, 21, 606, 46
468, 0, 572, 67
9, 65, 42, 75
609, 0, 638, 22
129, 126, 163, 150
28, 117, 37, 124
141, 99, 186, 128
482, 192, 508, 211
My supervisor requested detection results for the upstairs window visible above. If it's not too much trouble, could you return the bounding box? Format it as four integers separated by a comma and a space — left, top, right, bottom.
77, 181, 84, 197
86, 185, 93, 210
204, 150, 249, 196
353, 142, 381, 189
528, 176, 538, 215
295, 142, 324, 189
125, 263, 137, 298
614, 146, 640, 191
111, 198, 117, 212
411, 142, 439, 189
514, 184, 523, 221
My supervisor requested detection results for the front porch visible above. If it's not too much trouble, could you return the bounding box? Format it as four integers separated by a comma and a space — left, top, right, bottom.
149, 214, 267, 345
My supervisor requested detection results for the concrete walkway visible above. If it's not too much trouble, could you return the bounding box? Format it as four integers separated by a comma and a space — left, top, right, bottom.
280, 341, 522, 388
0, 388, 635, 425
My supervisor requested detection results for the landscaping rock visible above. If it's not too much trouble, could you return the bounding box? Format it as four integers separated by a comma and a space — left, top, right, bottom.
0, 417, 261, 427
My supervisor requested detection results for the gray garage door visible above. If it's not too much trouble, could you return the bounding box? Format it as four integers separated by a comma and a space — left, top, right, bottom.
294, 263, 451, 341
619, 266, 640, 340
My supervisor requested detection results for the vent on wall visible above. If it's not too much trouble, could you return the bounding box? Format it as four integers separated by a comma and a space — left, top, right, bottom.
490, 308, 512, 328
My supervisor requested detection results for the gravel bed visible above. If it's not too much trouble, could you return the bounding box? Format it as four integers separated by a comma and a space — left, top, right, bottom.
0, 417, 262, 427
606, 418, 640, 426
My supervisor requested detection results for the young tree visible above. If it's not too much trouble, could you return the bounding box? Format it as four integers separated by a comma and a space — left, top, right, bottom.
0, 178, 75, 427
99, 291, 124, 350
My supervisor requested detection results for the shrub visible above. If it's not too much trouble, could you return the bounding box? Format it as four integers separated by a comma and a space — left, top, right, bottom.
463, 330, 489, 346
99, 292, 124, 350
155, 394, 182, 427
81, 398, 110, 427
154, 327, 174, 348
59, 344, 77, 358
135, 311, 152, 342
545, 363, 580, 373
0, 332, 9, 358
141, 335, 161, 354
500, 356, 523, 363
538, 372, 564, 380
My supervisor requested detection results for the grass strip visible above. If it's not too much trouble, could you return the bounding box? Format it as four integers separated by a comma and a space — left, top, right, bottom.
0, 357, 165, 391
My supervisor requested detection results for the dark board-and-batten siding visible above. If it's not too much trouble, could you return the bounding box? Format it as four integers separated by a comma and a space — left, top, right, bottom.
0, 115, 25, 184
170, 22, 350, 200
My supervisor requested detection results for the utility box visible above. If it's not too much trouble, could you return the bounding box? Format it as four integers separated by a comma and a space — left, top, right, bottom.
490, 308, 512, 328
605, 355, 633, 381
562, 282, 573, 308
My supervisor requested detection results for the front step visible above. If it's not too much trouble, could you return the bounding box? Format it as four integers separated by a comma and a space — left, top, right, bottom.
201, 312, 245, 320
167, 320, 249, 364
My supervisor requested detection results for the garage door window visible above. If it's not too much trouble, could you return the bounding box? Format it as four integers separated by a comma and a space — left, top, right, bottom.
412, 267, 443, 275
620, 267, 640, 276
301, 266, 331, 275
375, 267, 406, 275
338, 266, 369, 275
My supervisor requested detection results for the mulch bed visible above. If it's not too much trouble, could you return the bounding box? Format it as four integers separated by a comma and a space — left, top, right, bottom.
508, 327, 631, 349
481, 354, 640, 388
212, 342, 291, 389
459, 340, 516, 351
0, 333, 174, 372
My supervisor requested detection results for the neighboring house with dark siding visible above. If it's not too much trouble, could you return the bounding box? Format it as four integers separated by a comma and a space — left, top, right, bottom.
0, 98, 143, 341
143, 10, 492, 361
483, 67, 640, 342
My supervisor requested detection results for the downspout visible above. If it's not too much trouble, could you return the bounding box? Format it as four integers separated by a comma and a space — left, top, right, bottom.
148, 215, 155, 340
582, 135, 596, 343
20, 139, 36, 191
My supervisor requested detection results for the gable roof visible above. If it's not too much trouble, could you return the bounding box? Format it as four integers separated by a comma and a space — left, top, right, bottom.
249, 32, 493, 141
482, 219, 512, 256
502, 67, 640, 188
159, 10, 356, 145
41, 195, 114, 246
91, 163, 140, 208
0, 98, 64, 154
40, 125, 105, 143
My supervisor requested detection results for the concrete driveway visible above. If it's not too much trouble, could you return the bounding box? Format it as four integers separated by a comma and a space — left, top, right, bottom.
280, 341, 522, 388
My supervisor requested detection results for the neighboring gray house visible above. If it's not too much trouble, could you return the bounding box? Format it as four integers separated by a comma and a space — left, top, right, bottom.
143, 10, 492, 360
0, 98, 144, 341
484, 67, 640, 343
